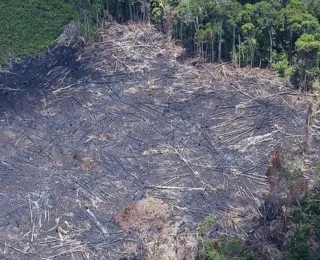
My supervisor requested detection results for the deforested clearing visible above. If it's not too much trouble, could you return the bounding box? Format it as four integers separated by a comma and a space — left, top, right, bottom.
0, 23, 319, 259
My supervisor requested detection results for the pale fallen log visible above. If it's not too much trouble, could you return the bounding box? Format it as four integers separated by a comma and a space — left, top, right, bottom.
146, 185, 205, 191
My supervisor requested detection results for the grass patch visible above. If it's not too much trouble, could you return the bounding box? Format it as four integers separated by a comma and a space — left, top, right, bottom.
0, 0, 81, 65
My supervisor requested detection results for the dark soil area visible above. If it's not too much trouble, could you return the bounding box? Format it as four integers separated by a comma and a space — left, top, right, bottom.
0, 23, 319, 259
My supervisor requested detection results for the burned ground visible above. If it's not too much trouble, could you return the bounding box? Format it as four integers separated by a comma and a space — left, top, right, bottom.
0, 23, 319, 259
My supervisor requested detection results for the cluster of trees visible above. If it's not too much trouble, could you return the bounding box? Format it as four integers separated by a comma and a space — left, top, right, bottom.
80, 0, 320, 90
2, 0, 320, 90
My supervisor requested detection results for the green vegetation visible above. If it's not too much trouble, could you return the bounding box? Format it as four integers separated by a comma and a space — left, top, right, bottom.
283, 164, 303, 181
0, 0, 107, 66
198, 175, 320, 259
105, 0, 320, 90
0, 0, 79, 64
199, 238, 245, 260
271, 52, 292, 77
3, 0, 320, 89
199, 215, 216, 234
198, 215, 258, 259
284, 186, 320, 259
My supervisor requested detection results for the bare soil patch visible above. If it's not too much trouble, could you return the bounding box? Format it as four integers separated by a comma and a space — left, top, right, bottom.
0, 22, 319, 259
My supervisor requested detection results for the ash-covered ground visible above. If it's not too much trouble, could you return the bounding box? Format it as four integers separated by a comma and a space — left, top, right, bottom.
0, 23, 319, 259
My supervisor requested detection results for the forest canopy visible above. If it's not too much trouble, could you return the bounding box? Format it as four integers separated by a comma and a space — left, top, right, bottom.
1, 0, 320, 90
0, 0, 79, 64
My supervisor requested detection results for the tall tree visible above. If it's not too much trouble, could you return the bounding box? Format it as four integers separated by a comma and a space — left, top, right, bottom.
252, 1, 277, 65
277, 0, 319, 63
294, 33, 320, 90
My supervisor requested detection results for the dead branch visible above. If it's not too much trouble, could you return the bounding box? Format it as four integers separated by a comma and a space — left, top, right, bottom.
146, 185, 205, 191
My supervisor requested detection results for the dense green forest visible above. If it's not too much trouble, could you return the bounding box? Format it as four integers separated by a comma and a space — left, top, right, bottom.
105, 0, 320, 91
1, 0, 320, 90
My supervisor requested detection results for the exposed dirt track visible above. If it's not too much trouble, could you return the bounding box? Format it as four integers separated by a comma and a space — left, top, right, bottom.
0, 23, 319, 259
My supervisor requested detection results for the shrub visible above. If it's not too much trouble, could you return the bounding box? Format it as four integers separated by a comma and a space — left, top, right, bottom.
271, 52, 293, 77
